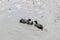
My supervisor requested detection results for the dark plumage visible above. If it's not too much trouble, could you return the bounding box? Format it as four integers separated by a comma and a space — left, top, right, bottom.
27, 19, 33, 25
34, 24, 43, 30
19, 18, 33, 25
28, 19, 31, 21
19, 18, 27, 24
34, 21, 38, 24
34, 21, 43, 30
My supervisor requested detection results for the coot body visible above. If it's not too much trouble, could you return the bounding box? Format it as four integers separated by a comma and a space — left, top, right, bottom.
27, 19, 33, 25
20, 18, 27, 24
34, 20, 43, 30
34, 24, 43, 30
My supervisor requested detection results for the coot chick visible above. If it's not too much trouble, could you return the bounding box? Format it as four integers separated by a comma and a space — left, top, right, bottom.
34, 21, 43, 30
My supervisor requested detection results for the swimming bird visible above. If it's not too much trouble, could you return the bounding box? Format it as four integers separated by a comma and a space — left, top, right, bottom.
19, 18, 27, 24
34, 20, 43, 30
27, 19, 33, 25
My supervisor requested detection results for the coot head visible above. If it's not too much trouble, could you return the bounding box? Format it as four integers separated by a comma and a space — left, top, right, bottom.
28, 19, 31, 21
34, 20, 38, 24
27, 19, 33, 25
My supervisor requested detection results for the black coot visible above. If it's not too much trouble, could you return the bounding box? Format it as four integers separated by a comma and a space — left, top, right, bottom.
27, 19, 33, 25
19, 18, 27, 24
34, 21, 43, 30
